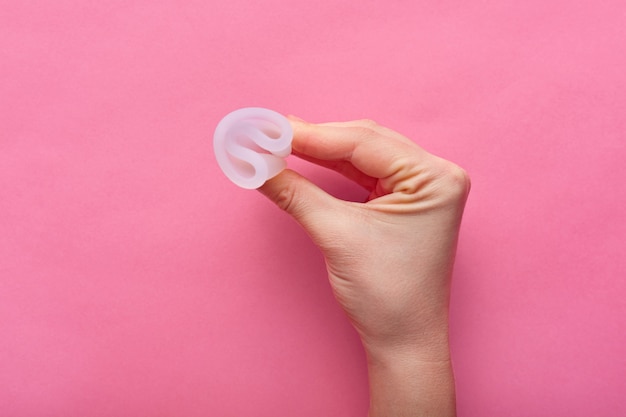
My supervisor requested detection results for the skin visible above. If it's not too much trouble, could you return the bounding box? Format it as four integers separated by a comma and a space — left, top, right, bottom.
259, 117, 470, 417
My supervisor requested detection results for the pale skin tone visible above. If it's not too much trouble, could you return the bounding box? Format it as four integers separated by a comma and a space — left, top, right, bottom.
259, 117, 470, 417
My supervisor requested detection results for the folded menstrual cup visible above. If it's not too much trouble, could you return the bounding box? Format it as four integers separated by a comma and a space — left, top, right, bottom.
213, 107, 293, 189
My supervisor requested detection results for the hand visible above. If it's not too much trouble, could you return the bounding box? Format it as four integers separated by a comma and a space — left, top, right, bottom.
259, 117, 469, 416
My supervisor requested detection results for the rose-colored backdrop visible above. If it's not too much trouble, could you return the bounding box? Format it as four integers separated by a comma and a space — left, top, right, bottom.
1, 1, 624, 416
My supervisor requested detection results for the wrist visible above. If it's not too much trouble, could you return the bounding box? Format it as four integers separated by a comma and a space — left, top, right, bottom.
360, 315, 452, 365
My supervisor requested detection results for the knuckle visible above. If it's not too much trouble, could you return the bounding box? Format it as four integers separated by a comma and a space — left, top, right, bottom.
351, 126, 378, 142
273, 181, 299, 213
442, 163, 471, 199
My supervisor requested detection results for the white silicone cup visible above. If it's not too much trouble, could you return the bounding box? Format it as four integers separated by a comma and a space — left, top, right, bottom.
213, 107, 293, 189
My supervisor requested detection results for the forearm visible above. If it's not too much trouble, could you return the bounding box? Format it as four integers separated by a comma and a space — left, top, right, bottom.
366, 336, 456, 417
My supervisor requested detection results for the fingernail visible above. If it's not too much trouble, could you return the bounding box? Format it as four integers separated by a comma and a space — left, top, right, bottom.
287, 114, 306, 123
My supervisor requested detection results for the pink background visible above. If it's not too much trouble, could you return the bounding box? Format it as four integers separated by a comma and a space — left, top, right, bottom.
1, 1, 625, 416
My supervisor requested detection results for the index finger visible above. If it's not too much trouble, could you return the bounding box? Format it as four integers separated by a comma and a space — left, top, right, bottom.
290, 119, 430, 181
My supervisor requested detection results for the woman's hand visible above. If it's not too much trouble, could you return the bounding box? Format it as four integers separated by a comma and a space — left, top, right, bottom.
259, 117, 470, 416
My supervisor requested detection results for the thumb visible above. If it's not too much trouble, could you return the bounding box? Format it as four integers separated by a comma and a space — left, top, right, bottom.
258, 169, 339, 234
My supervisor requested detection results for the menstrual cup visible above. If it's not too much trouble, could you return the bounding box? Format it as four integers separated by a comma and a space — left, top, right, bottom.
213, 107, 293, 189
